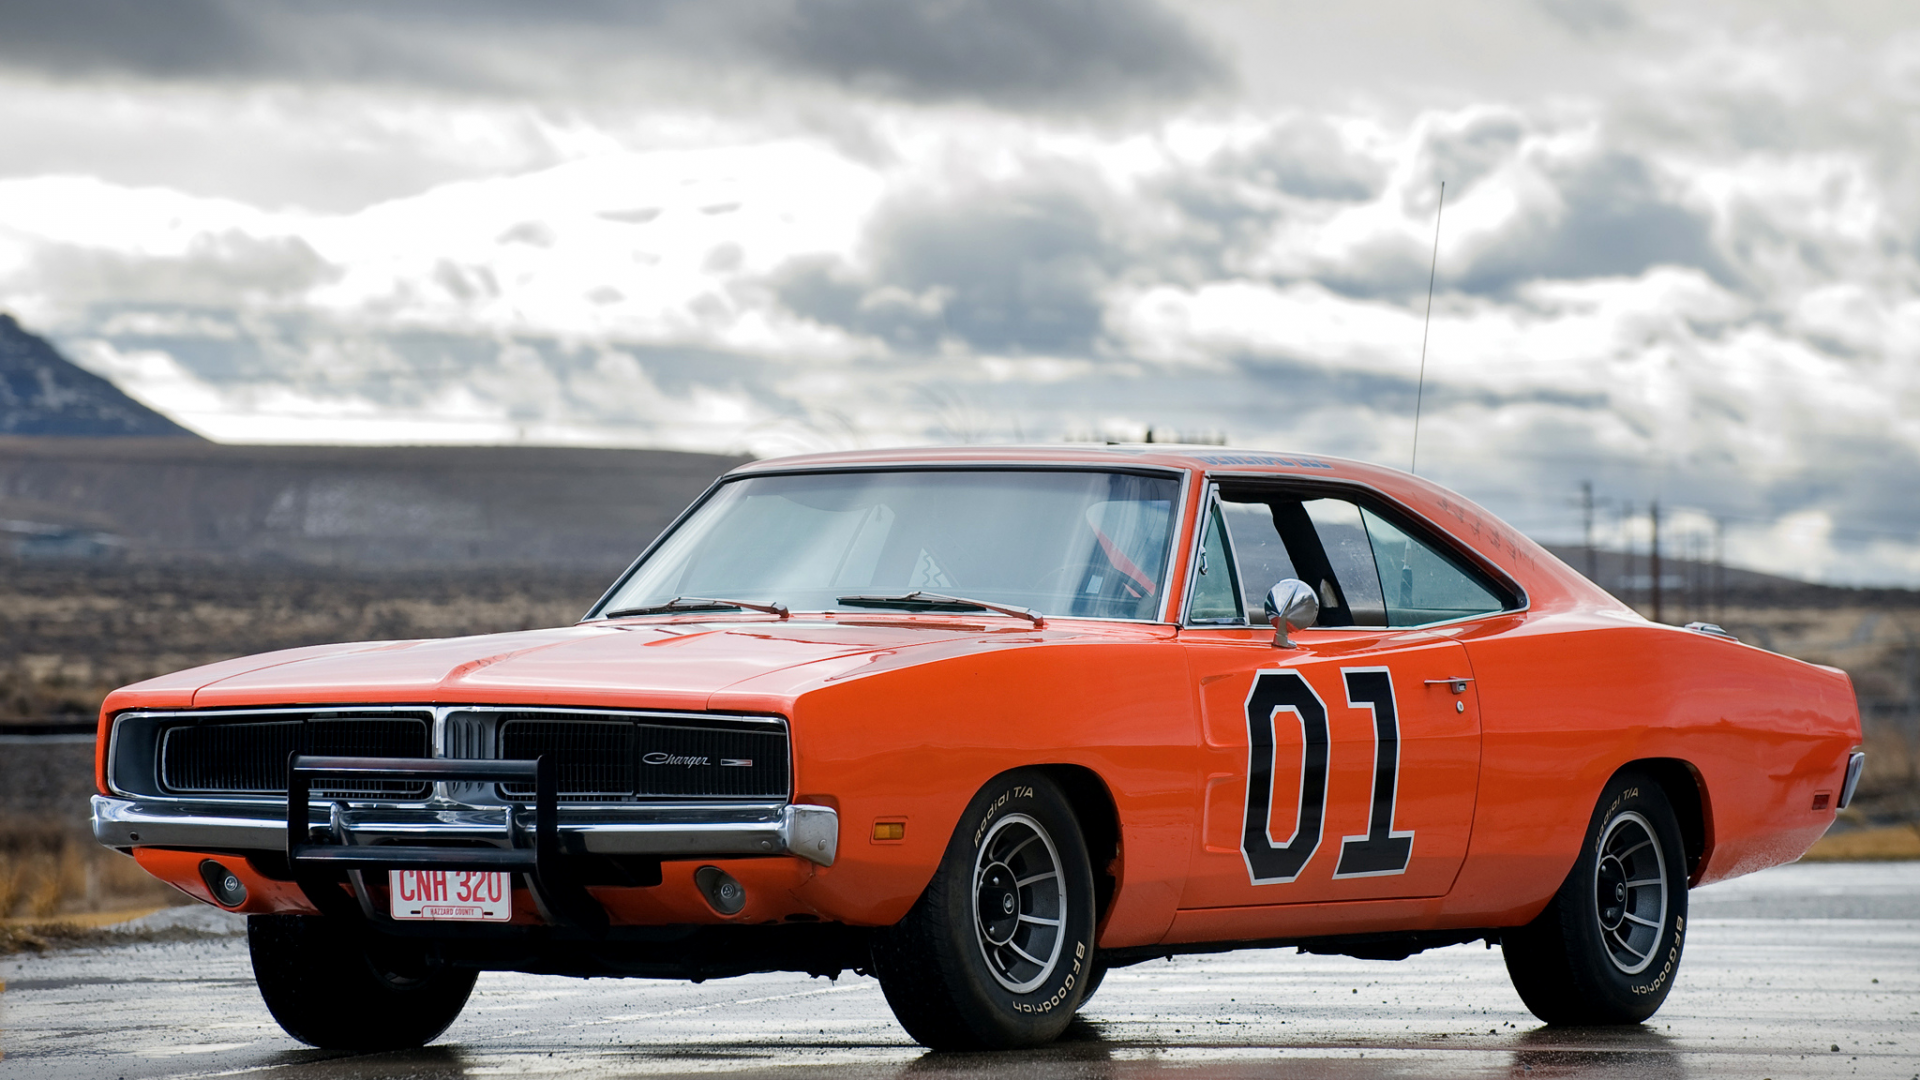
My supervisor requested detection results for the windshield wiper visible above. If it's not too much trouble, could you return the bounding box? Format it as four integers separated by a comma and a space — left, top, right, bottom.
835, 591, 1045, 628
604, 596, 790, 619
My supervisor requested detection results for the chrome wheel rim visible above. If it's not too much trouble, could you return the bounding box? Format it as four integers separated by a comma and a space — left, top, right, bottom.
1593, 810, 1668, 975
972, 812, 1067, 994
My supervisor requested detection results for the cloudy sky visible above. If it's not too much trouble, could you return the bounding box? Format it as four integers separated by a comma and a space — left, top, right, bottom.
1, 0, 1918, 584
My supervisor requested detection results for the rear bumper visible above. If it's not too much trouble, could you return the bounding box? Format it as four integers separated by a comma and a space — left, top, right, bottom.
91, 794, 840, 867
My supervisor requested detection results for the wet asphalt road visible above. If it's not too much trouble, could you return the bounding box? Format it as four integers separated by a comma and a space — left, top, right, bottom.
3, 861, 1917, 1079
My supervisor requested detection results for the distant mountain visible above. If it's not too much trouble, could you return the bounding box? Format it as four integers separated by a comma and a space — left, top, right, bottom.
0, 313, 199, 437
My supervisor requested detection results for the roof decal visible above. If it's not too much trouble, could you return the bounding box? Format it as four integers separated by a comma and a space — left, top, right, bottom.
1193, 453, 1334, 469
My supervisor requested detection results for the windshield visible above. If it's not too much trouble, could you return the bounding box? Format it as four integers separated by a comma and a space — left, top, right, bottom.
598, 469, 1181, 621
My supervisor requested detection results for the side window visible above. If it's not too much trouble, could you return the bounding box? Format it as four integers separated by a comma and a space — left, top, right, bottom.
1188, 500, 1244, 623
1301, 499, 1386, 626
1214, 492, 1383, 627
1204, 486, 1507, 629
1360, 508, 1504, 625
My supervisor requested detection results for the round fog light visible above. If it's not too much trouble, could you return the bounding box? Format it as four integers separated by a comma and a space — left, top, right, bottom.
198, 859, 247, 908
693, 865, 746, 915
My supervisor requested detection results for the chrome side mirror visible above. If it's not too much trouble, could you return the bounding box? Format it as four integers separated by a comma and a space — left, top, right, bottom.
1264, 579, 1319, 649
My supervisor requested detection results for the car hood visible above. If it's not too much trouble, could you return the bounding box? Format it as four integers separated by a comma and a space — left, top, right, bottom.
118, 616, 1096, 714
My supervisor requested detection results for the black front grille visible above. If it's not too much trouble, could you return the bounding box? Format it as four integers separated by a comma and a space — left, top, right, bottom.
159, 714, 432, 797
634, 724, 789, 798
499, 720, 635, 800
493, 713, 788, 802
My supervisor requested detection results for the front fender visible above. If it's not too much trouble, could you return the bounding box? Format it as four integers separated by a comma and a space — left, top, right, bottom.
766, 637, 1198, 947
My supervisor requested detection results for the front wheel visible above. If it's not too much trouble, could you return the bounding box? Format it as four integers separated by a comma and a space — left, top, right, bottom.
249, 914, 477, 1050
1074, 956, 1109, 1012
1502, 771, 1690, 1024
870, 771, 1099, 1050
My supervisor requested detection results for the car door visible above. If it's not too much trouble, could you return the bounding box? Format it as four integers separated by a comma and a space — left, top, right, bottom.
1177, 483, 1503, 910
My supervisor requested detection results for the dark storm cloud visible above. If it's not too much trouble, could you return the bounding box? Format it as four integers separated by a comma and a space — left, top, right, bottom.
1146, 118, 1389, 283
85, 309, 793, 416
1417, 113, 1527, 201
1234, 353, 1607, 417
741, 0, 1224, 108
774, 182, 1120, 354
1455, 152, 1735, 295
0, 0, 1226, 111
24, 233, 338, 308
1221, 119, 1383, 203
1532, 0, 1635, 37
770, 125, 1738, 356
1294, 129, 1734, 302
0, 0, 263, 78
1759, 433, 1920, 538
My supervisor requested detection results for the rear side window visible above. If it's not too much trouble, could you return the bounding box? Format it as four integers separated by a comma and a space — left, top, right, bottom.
1360, 508, 1504, 625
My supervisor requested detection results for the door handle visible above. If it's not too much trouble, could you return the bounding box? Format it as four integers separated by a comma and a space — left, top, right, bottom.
1424, 677, 1474, 694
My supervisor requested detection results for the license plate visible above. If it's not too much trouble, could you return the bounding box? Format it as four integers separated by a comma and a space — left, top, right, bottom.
388, 869, 512, 921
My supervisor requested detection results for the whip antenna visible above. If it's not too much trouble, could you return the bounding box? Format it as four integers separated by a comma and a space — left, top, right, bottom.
1410, 180, 1445, 475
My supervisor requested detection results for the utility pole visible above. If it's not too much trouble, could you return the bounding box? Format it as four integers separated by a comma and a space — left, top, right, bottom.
1650, 500, 1663, 624
1683, 533, 1696, 624
1581, 480, 1596, 584
1691, 533, 1704, 624
1713, 518, 1725, 625
1621, 501, 1635, 608
1900, 626, 1920, 786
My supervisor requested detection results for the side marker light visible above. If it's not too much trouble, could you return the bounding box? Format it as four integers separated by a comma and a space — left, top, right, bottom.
872, 821, 906, 842
1811, 791, 1831, 811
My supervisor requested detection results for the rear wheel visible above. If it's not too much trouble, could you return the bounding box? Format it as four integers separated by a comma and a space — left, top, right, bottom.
1502, 771, 1690, 1024
870, 771, 1098, 1050
249, 914, 477, 1050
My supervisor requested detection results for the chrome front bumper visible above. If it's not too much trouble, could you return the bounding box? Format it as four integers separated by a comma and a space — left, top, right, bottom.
91, 794, 840, 867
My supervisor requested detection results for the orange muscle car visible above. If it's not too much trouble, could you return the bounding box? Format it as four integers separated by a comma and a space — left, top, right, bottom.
92, 446, 1863, 1050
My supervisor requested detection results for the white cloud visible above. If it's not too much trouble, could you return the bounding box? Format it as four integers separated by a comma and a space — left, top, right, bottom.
4, 4, 1920, 583
1731, 510, 1837, 582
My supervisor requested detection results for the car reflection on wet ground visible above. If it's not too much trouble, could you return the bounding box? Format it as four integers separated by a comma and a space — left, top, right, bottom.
2, 862, 1916, 1079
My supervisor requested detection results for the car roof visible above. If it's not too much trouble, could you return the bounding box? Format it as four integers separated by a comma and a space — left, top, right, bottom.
735, 443, 1347, 475
735, 444, 1429, 507
730, 444, 1610, 614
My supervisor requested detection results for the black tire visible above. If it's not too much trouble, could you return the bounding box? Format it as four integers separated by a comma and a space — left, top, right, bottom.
870, 770, 1099, 1050
1074, 956, 1109, 1013
249, 914, 477, 1050
1502, 771, 1690, 1024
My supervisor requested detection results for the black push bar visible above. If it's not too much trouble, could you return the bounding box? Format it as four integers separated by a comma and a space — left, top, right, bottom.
286, 753, 606, 932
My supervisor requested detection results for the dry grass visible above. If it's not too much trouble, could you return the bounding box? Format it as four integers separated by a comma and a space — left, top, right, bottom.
1804, 824, 1920, 862
0, 858, 24, 916
0, 560, 611, 723
1, 922, 101, 955
0, 917, 233, 956
0, 824, 182, 921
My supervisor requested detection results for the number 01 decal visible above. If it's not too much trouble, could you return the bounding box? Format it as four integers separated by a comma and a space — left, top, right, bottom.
1239, 670, 1329, 884
1241, 667, 1415, 885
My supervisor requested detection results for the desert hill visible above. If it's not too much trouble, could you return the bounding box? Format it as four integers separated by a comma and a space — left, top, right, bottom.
0, 437, 748, 570
0, 314, 198, 438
